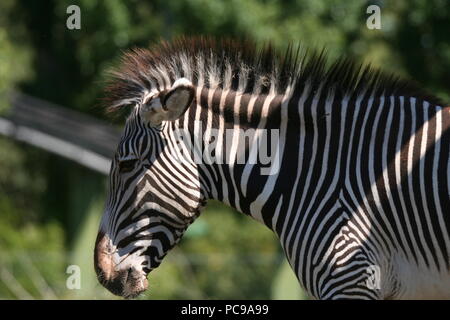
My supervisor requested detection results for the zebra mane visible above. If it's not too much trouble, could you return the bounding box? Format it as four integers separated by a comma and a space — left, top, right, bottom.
103, 36, 443, 114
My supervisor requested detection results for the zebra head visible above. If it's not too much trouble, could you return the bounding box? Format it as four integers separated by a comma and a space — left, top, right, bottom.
94, 77, 203, 298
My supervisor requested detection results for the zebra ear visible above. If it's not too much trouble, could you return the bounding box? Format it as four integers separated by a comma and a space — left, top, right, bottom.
140, 78, 195, 126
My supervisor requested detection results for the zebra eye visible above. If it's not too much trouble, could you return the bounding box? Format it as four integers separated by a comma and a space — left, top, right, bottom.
118, 159, 138, 173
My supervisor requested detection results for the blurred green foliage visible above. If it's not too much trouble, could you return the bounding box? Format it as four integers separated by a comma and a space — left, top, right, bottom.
0, 1, 32, 112
0, 0, 449, 299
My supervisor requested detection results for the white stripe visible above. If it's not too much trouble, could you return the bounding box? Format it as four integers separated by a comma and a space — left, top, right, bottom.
418, 102, 445, 269
431, 107, 450, 264
406, 97, 436, 269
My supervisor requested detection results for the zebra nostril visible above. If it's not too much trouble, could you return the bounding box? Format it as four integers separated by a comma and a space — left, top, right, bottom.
94, 232, 115, 282
127, 267, 133, 279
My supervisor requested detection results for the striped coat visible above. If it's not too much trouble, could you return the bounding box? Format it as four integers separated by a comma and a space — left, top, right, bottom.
95, 37, 450, 299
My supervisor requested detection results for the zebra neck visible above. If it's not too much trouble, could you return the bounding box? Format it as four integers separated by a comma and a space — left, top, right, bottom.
178, 85, 292, 226
178, 83, 357, 230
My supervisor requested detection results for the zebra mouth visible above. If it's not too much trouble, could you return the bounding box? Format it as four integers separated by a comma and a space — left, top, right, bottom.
94, 232, 149, 298
108, 268, 149, 299
122, 271, 149, 299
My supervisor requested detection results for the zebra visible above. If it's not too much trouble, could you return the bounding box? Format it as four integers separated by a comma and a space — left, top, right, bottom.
94, 37, 450, 299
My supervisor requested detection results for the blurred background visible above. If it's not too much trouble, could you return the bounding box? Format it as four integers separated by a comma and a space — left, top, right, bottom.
0, 0, 449, 299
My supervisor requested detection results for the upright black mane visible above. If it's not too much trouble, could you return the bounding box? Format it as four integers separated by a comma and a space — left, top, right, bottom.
104, 36, 444, 114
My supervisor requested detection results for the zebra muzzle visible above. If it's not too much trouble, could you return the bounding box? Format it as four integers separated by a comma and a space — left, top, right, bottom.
94, 232, 148, 298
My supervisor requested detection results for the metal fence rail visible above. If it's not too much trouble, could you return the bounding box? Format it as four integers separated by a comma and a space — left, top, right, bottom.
0, 92, 121, 174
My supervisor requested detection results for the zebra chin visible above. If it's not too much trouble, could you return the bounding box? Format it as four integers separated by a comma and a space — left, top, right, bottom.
94, 232, 149, 299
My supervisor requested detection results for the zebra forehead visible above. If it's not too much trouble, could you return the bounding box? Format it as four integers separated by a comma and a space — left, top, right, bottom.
103, 36, 445, 117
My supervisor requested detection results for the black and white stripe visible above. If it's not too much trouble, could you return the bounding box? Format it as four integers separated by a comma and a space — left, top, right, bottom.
97, 37, 450, 299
